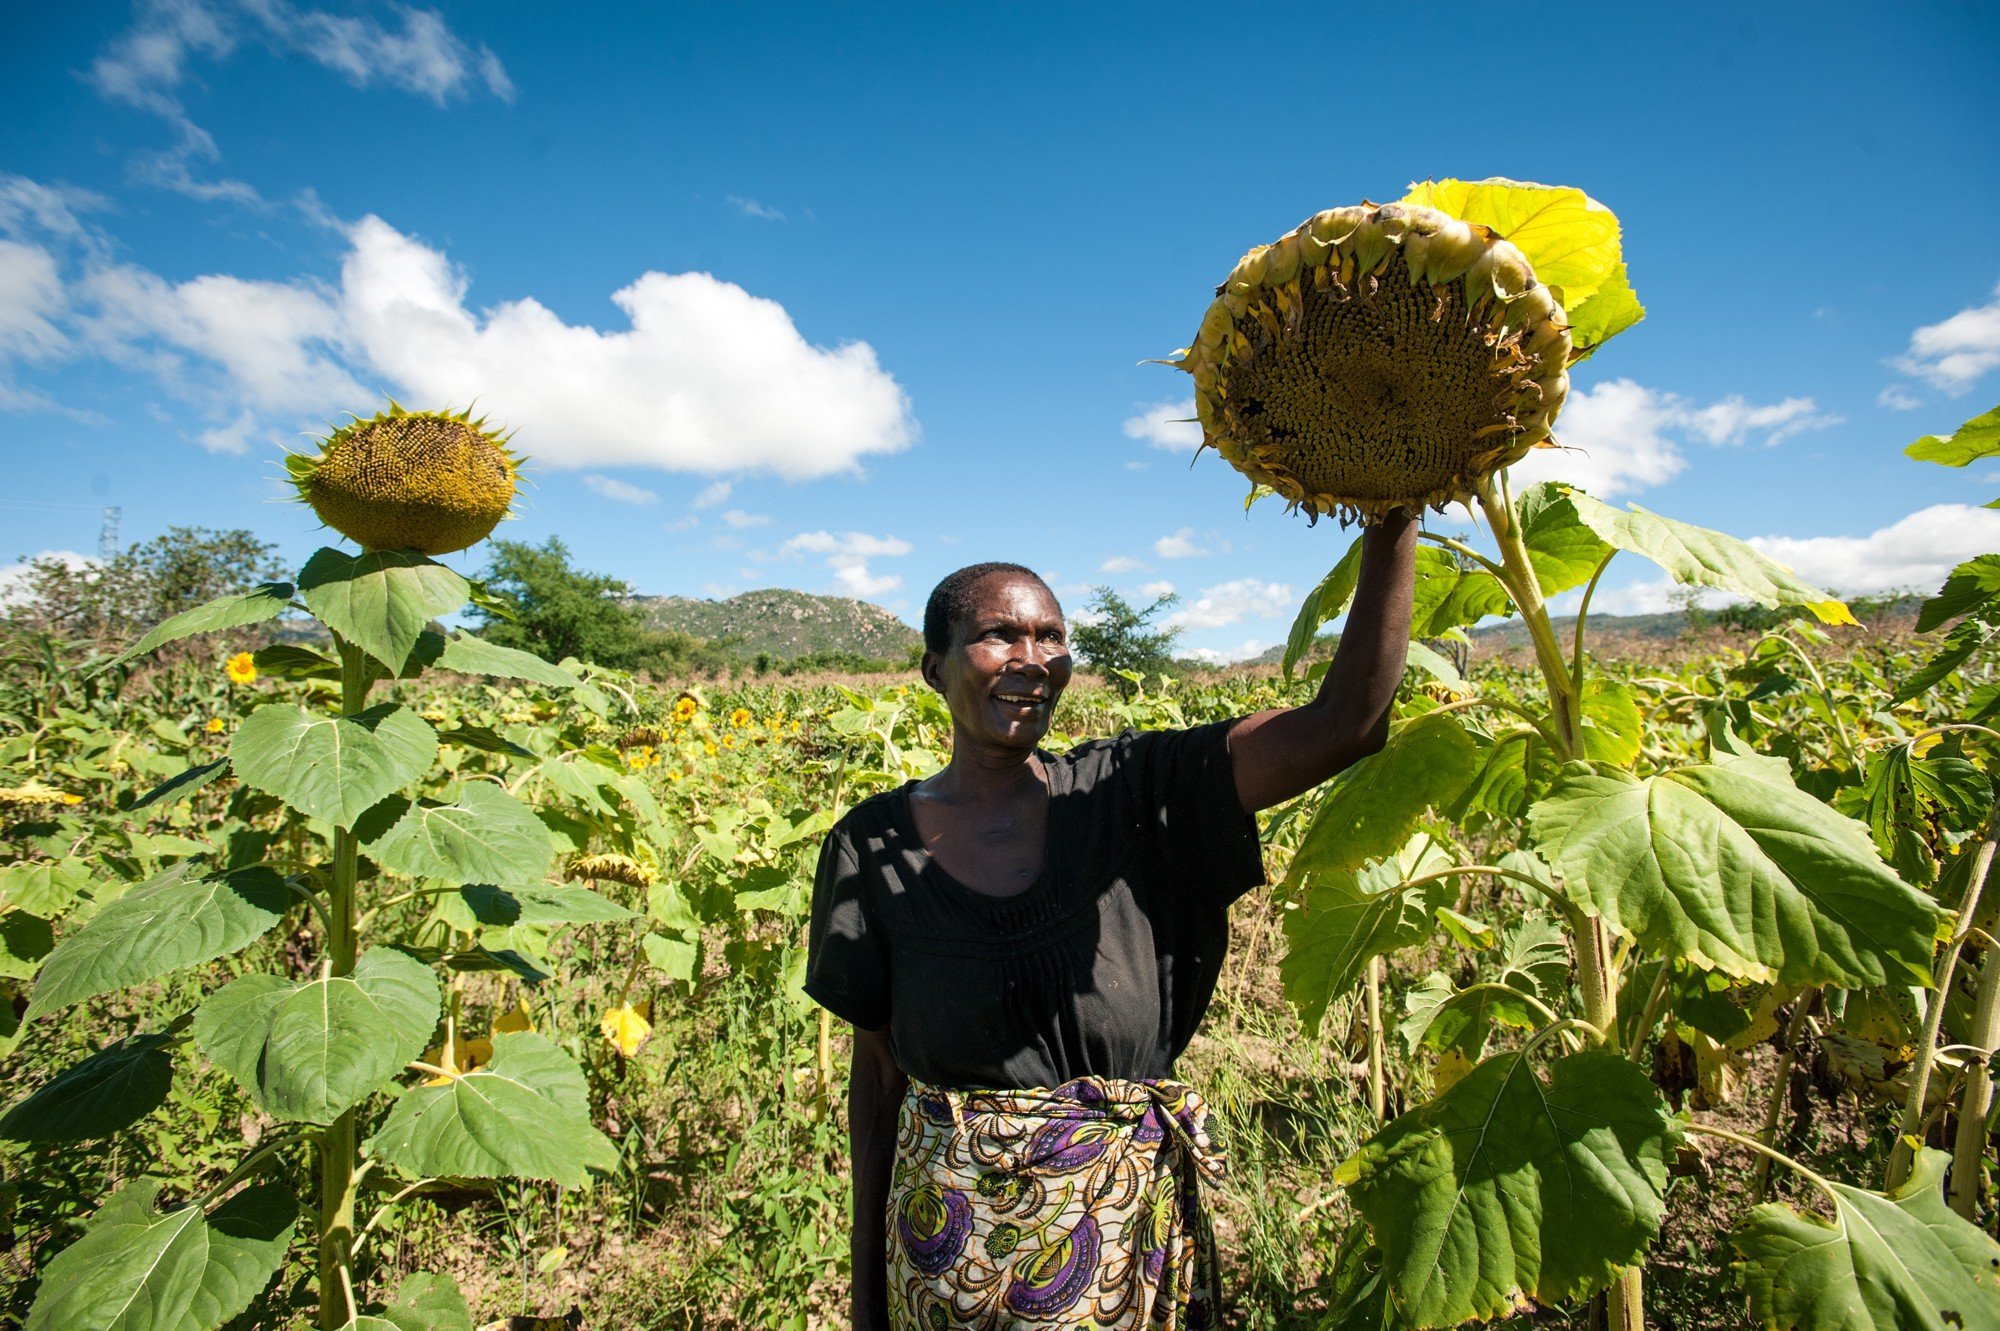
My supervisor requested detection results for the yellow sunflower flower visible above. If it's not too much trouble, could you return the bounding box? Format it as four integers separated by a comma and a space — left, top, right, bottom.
600, 1003, 653, 1057
729, 707, 752, 729
672, 696, 698, 723
702, 739, 718, 757
205, 718, 226, 734
225, 651, 258, 685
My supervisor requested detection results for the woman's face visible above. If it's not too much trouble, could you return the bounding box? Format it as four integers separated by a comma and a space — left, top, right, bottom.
924, 572, 1072, 754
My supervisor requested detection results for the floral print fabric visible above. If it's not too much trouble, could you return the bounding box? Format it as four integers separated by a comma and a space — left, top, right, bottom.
886, 1076, 1225, 1329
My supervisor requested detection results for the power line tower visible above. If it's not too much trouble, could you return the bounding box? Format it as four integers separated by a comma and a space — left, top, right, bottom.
99, 506, 122, 563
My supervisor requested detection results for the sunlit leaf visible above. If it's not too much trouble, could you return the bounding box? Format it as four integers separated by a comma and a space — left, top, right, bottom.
1859, 744, 1989, 885
298, 547, 470, 673
1530, 758, 1944, 987
340, 1272, 474, 1331
1338, 1050, 1677, 1326
366, 783, 554, 885
130, 759, 231, 811
230, 703, 436, 829
1284, 714, 1482, 887
1399, 179, 1623, 306
23, 1177, 296, 1331
1282, 842, 1454, 1033
101, 583, 294, 671
370, 1031, 618, 1188
194, 947, 439, 1125
1905, 403, 2000, 470
1916, 554, 2000, 632
1559, 261, 1645, 355
435, 633, 585, 692
448, 884, 633, 930
1581, 677, 1642, 767
1732, 1148, 2000, 1329
599, 1004, 651, 1056
1284, 538, 1366, 677
25, 865, 292, 1020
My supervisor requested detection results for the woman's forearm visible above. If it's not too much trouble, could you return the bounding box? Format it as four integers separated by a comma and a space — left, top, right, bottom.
1229, 510, 1418, 811
849, 1028, 905, 1330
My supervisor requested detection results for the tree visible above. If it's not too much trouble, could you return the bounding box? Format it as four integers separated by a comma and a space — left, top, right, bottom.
1069, 586, 1181, 693
474, 537, 711, 674
2, 526, 284, 644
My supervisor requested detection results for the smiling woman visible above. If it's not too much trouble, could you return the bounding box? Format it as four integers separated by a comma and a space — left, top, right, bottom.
807, 535, 1416, 1329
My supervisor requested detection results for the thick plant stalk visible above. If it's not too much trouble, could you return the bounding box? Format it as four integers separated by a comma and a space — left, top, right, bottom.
1477, 473, 1638, 1330
1950, 940, 2000, 1219
1889, 811, 1999, 1191
1367, 955, 1387, 1119
317, 637, 367, 1330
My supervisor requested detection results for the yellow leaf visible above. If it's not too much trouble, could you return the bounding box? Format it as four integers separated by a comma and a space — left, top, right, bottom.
493, 996, 534, 1035
1434, 1047, 1475, 1095
599, 1005, 651, 1057
1400, 177, 1622, 304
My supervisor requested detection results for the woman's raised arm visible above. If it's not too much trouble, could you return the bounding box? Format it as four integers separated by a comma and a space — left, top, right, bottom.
1227, 509, 1419, 813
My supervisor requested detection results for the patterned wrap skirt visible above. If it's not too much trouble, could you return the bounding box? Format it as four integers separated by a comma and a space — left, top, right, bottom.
885, 1076, 1225, 1330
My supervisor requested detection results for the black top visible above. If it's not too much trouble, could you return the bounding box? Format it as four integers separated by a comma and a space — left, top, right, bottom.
803, 720, 1267, 1089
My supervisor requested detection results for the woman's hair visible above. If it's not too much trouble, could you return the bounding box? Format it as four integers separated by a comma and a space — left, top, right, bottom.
922, 563, 1059, 655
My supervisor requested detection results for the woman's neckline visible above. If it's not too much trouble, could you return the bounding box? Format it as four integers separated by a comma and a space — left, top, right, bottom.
895, 751, 1060, 904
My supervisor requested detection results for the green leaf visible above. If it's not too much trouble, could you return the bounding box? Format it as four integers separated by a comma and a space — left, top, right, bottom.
1732, 1147, 2000, 1330
1516, 482, 1616, 596
1897, 607, 2000, 702
0, 1033, 174, 1142
1580, 677, 1642, 767
102, 583, 294, 671
1282, 843, 1455, 1034
1408, 547, 1511, 638
342, 1272, 473, 1331
130, 759, 231, 811
436, 724, 535, 759
230, 703, 437, 829
1529, 759, 1945, 988
0, 860, 95, 917
1916, 554, 2000, 632
1455, 729, 1559, 820
1557, 490, 1855, 625
641, 932, 697, 984
24, 866, 292, 1020
298, 548, 471, 673
0, 911, 55, 979
194, 947, 439, 1126
435, 633, 584, 692
1860, 745, 1990, 885
250, 643, 341, 680
369, 1031, 618, 1187
451, 884, 634, 929
1559, 261, 1645, 355
24, 1177, 296, 1331
1284, 538, 1365, 677
1285, 714, 1482, 887
366, 782, 554, 885
1338, 1050, 1678, 1326
1400, 920, 1567, 1059
1905, 403, 2000, 469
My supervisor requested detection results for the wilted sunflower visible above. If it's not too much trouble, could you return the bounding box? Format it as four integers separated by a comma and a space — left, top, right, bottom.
1177, 200, 1575, 523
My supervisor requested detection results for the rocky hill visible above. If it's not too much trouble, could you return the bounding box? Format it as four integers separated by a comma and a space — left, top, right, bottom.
629, 588, 921, 663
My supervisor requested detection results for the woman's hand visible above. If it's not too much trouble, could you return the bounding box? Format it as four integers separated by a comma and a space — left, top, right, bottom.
848, 1024, 907, 1330
1226, 508, 1420, 812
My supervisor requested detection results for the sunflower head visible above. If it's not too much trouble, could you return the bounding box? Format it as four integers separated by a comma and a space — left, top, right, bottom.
290, 402, 519, 556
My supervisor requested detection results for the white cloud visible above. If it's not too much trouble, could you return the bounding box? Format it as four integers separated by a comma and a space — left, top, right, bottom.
1123, 397, 1202, 452
1879, 385, 1924, 411
720, 508, 770, 529
88, 0, 512, 202
1165, 577, 1292, 630
727, 196, 785, 222
1153, 527, 1215, 559
691, 480, 732, 509
0, 549, 97, 607
0, 196, 917, 478
1139, 580, 1176, 600
1098, 555, 1147, 573
1509, 377, 1839, 498
339, 215, 915, 478
1183, 638, 1271, 665
584, 474, 658, 505
782, 529, 913, 600
1894, 281, 2000, 393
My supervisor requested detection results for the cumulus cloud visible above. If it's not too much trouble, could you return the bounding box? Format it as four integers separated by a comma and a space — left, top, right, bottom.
782, 530, 913, 599
1153, 528, 1215, 560
1894, 281, 2000, 393
1879, 385, 1924, 411
1098, 555, 1147, 573
584, 474, 658, 505
690, 481, 732, 509
0, 194, 916, 478
89, 0, 512, 201
1182, 638, 1271, 666
1509, 377, 1839, 498
0, 549, 97, 607
1139, 580, 1176, 600
720, 508, 770, 529
1123, 398, 1203, 452
1165, 578, 1292, 631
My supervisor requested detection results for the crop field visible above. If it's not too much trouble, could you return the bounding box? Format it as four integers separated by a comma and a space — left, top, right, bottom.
4, 413, 2000, 1330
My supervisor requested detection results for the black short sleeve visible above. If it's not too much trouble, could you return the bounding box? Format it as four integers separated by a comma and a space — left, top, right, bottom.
803, 827, 889, 1030
1121, 719, 1267, 911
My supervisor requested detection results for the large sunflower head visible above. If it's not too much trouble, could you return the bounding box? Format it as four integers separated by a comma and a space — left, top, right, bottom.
289, 402, 519, 556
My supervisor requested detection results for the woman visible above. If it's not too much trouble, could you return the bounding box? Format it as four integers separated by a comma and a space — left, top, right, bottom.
806, 513, 1418, 1329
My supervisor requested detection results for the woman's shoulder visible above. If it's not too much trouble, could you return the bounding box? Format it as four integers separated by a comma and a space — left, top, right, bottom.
827, 781, 914, 842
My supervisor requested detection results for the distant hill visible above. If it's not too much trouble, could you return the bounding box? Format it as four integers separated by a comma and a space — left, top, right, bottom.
629, 588, 921, 663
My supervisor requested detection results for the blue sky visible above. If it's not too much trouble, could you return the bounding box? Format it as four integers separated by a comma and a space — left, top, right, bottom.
4, 2, 2000, 660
